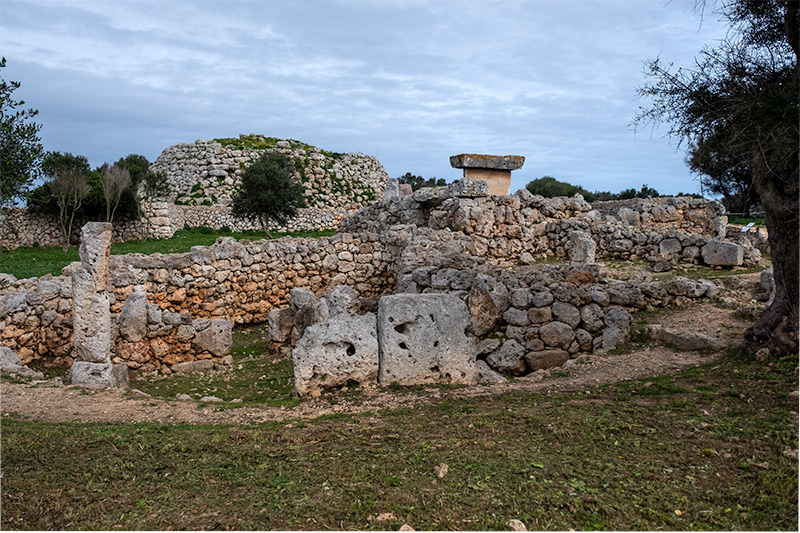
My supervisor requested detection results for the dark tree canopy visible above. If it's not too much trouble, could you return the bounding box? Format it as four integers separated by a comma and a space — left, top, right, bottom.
230, 152, 306, 238
397, 172, 446, 191
0, 57, 43, 208
634, 0, 799, 356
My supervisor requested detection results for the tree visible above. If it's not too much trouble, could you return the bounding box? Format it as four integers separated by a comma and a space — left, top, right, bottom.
0, 57, 44, 208
100, 163, 131, 223
525, 176, 596, 201
687, 134, 757, 214
634, 0, 799, 356
230, 152, 305, 238
398, 172, 446, 191
49, 169, 89, 250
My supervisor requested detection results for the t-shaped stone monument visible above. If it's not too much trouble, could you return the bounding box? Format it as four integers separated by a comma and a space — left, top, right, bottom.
68, 222, 128, 389
450, 153, 525, 196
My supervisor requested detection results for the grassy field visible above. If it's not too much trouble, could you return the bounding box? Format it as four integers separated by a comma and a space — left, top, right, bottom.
0, 227, 336, 280
2, 344, 797, 531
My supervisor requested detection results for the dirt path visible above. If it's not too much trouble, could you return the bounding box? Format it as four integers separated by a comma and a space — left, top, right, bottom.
1, 300, 754, 426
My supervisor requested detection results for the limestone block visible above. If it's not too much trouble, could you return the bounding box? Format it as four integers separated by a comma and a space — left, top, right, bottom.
377, 294, 477, 386
72, 268, 111, 363
78, 222, 113, 291
293, 312, 379, 396
172, 359, 214, 374
701, 240, 743, 266
527, 306, 552, 324
579, 303, 604, 332
552, 301, 581, 328
524, 349, 570, 371
118, 290, 147, 342
645, 324, 725, 352
193, 319, 232, 356
485, 339, 527, 376
476, 359, 507, 384
530, 291, 554, 308
538, 321, 575, 349
601, 307, 633, 351
146, 303, 163, 324
68, 361, 126, 389
659, 238, 682, 254
325, 284, 359, 316
569, 231, 596, 264
268, 307, 295, 343
467, 279, 499, 336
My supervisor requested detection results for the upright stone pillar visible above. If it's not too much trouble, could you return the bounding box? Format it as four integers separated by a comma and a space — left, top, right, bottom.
68, 222, 128, 388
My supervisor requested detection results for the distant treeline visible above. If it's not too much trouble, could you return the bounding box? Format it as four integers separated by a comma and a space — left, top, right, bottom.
524, 176, 701, 202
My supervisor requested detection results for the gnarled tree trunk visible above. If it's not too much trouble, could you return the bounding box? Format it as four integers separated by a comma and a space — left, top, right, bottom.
743, 149, 799, 356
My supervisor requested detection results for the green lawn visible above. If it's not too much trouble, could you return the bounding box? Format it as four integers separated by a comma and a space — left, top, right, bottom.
0, 227, 336, 280
2, 347, 797, 531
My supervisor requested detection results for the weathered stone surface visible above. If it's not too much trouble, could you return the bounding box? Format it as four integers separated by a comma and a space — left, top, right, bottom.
601, 307, 633, 350
761, 268, 775, 305
172, 359, 214, 374
569, 231, 596, 264
0, 346, 43, 378
527, 306, 552, 324
193, 319, 232, 356
659, 238, 682, 254
78, 222, 113, 291
486, 339, 527, 376
552, 301, 580, 328
377, 294, 477, 386
449, 154, 525, 170
530, 291, 554, 308
324, 284, 359, 316
701, 240, 743, 266
293, 312, 379, 396
579, 303, 604, 332
72, 267, 111, 363
538, 321, 575, 349
524, 349, 570, 371
118, 290, 147, 342
476, 359, 507, 384
68, 361, 124, 389
646, 325, 726, 352
290, 288, 329, 345
503, 307, 530, 327
268, 307, 295, 343
467, 278, 500, 336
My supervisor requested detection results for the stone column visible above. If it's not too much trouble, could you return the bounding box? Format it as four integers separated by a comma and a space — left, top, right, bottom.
68, 222, 128, 388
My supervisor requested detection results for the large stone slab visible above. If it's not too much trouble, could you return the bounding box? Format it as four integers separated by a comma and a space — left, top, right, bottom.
701, 240, 743, 266
68, 361, 128, 389
377, 294, 477, 386
118, 290, 147, 342
193, 319, 232, 356
293, 312, 379, 396
449, 154, 525, 170
78, 222, 113, 291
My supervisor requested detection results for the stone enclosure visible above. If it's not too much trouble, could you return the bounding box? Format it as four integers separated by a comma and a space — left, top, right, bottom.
0, 169, 764, 393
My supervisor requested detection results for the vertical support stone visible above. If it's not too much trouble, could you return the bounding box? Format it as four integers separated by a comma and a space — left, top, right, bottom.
68, 222, 128, 389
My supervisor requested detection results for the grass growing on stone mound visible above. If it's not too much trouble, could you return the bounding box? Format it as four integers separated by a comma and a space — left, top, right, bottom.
129, 324, 298, 407
2, 349, 797, 531
0, 227, 336, 279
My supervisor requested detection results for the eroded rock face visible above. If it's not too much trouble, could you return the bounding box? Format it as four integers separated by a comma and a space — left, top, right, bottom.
701, 240, 744, 266
377, 294, 477, 386
601, 307, 633, 351
193, 319, 233, 357
293, 312, 379, 396
118, 290, 147, 342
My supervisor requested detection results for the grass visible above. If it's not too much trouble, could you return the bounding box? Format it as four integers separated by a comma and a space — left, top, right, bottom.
0, 226, 336, 279
1, 345, 797, 530
727, 216, 765, 227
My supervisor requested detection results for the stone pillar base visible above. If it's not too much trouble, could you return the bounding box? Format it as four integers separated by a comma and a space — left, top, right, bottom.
68, 361, 129, 389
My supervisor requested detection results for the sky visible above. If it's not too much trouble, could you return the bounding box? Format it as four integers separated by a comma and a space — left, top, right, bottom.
1, 0, 731, 196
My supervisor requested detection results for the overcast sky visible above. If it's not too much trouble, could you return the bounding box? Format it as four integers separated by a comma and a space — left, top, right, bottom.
1, 0, 730, 196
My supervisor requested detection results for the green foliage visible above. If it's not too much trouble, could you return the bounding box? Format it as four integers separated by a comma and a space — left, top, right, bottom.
397, 172, 446, 191
525, 176, 597, 201
230, 152, 306, 237
0, 57, 44, 208
116, 153, 169, 201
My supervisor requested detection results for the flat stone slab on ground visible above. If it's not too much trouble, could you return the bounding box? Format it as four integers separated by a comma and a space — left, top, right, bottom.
377, 293, 477, 386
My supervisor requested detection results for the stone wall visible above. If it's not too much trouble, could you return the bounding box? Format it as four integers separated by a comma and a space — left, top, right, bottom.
150, 136, 388, 211
0, 179, 759, 375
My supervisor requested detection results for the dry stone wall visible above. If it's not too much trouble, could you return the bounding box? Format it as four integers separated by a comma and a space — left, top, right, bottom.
1, 178, 759, 379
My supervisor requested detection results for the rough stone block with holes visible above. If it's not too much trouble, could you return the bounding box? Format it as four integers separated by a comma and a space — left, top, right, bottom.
377, 293, 477, 386
292, 312, 378, 397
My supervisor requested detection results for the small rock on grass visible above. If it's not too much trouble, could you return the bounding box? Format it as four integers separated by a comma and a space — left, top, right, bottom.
176, 393, 192, 401
399, 525, 415, 531
507, 519, 527, 531
434, 462, 448, 478
199, 395, 223, 402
